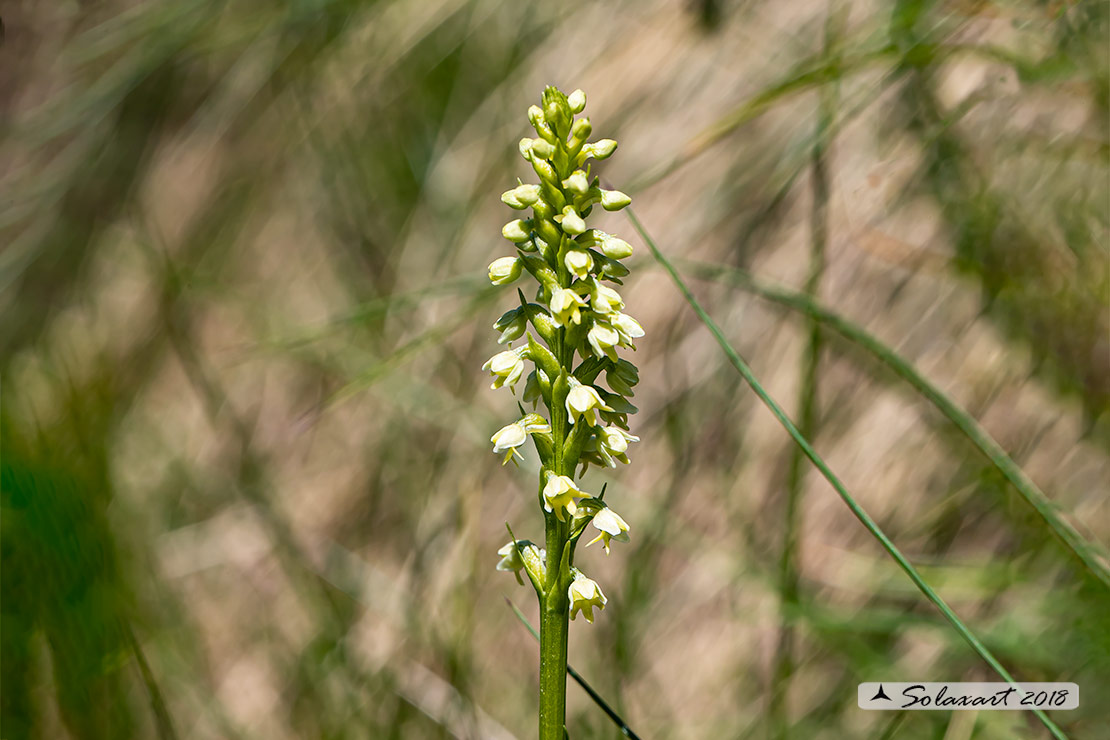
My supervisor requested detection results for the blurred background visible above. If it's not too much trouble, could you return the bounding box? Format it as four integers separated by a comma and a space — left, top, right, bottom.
2, 0, 1108, 738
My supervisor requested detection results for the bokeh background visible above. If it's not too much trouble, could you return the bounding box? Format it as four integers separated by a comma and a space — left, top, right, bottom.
2, 0, 1109, 738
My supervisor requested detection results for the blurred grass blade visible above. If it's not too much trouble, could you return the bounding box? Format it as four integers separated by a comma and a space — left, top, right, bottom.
628, 208, 1069, 740
506, 599, 642, 739
677, 258, 1110, 592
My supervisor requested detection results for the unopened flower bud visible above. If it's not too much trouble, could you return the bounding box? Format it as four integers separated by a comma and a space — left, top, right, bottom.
562, 170, 589, 196
530, 138, 555, 160
528, 105, 544, 127
497, 540, 545, 587
606, 359, 639, 396
567, 89, 586, 114
584, 139, 617, 161
542, 86, 572, 136
531, 156, 558, 184
599, 233, 633, 260
488, 256, 523, 285
502, 220, 532, 243
502, 183, 542, 210
601, 190, 632, 211
570, 117, 592, 143
518, 137, 534, 161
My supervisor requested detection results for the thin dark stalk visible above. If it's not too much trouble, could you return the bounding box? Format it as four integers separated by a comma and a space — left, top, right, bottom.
508, 600, 642, 739
126, 623, 180, 740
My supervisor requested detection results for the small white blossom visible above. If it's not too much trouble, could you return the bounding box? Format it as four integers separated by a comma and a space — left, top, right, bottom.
550, 287, 586, 328
586, 507, 631, 554
596, 426, 639, 466
589, 280, 623, 315
564, 248, 592, 279
568, 574, 607, 623
565, 379, 613, 426
543, 473, 587, 521
611, 313, 645, 347
587, 321, 621, 361
491, 422, 527, 463
483, 348, 526, 390
491, 415, 551, 464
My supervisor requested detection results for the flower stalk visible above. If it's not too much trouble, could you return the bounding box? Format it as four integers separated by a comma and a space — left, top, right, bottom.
484, 86, 641, 739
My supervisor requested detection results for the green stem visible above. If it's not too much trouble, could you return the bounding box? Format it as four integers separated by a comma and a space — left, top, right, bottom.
539, 582, 570, 740
539, 323, 572, 739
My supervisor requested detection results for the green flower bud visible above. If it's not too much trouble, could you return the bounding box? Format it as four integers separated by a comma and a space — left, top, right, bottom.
531, 156, 559, 185
599, 233, 633, 260
502, 183, 542, 210
523, 369, 551, 408
561, 170, 589, 196
570, 117, 592, 144
567, 88, 586, 114
489, 256, 523, 285
497, 540, 546, 587
582, 138, 617, 162
601, 190, 632, 211
528, 105, 556, 143
531, 138, 556, 160
502, 219, 532, 243
542, 86, 572, 137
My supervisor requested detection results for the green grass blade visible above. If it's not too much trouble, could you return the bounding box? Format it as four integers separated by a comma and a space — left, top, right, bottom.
676, 258, 1110, 592
628, 208, 1069, 740
506, 599, 642, 739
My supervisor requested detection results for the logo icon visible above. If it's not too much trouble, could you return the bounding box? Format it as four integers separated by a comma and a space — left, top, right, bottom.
870, 684, 891, 702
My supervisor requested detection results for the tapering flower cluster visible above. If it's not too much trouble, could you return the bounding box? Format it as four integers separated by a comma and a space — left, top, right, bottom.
485, 87, 642, 624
